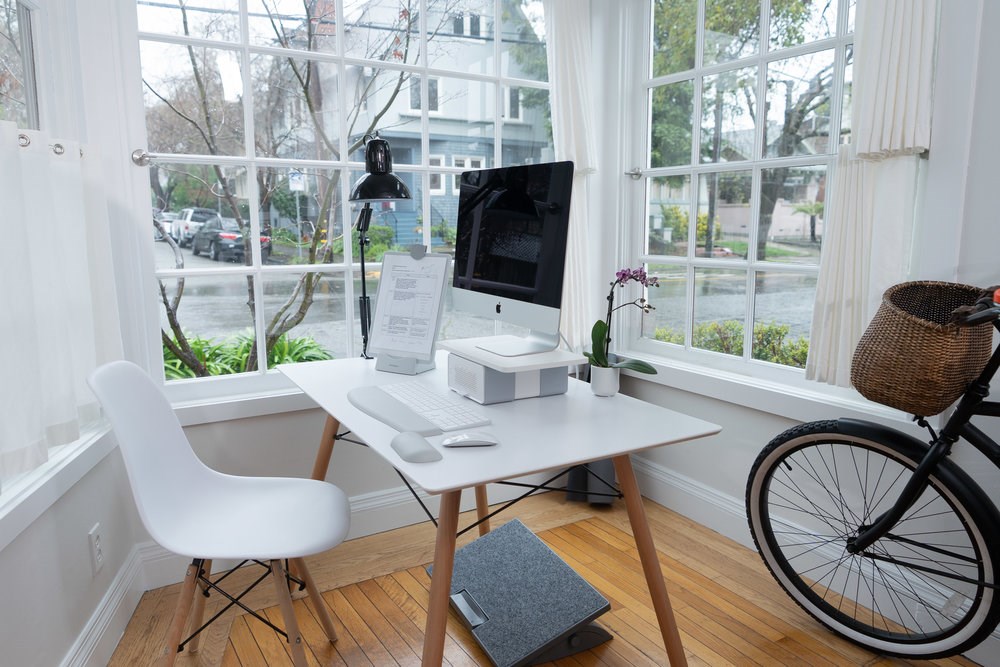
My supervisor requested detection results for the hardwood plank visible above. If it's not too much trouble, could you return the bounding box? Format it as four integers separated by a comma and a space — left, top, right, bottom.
109, 493, 988, 667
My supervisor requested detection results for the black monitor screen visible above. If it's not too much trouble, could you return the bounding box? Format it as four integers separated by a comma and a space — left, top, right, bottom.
452, 161, 574, 308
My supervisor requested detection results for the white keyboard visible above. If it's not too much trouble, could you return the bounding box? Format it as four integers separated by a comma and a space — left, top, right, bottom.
346, 381, 490, 436
380, 381, 491, 431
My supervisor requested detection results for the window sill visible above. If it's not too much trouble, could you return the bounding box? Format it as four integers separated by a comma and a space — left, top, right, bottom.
0, 424, 117, 553
619, 351, 932, 435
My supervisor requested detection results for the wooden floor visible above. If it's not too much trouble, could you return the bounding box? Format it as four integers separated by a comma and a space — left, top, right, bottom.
110, 493, 981, 667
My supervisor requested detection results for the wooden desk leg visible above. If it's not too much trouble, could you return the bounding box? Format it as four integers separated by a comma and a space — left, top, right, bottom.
310, 415, 341, 481
422, 490, 461, 666
474, 484, 491, 536
612, 454, 688, 667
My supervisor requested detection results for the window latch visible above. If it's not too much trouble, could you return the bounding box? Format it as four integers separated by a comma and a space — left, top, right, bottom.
625, 167, 642, 180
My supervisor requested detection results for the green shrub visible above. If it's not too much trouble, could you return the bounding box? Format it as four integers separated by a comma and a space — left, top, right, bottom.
652, 320, 809, 369
163, 332, 333, 379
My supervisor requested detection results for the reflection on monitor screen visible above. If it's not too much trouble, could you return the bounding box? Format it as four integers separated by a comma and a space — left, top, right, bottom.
452, 160, 574, 356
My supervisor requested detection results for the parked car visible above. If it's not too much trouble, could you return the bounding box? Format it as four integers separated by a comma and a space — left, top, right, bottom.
191, 217, 272, 262
170, 207, 219, 247
153, 210, 177, 242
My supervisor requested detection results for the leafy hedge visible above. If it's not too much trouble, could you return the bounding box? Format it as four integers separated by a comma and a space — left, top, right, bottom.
163, 332, 333, 379
653, 320, 809, 368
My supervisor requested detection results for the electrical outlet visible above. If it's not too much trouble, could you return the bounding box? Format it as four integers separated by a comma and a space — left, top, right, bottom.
88, 523, 104, 576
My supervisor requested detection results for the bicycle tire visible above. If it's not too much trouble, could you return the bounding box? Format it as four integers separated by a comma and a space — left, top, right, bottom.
747, 419, 1000, 658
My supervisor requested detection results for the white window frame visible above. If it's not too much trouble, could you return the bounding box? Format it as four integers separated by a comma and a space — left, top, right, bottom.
619, 0, 854, 390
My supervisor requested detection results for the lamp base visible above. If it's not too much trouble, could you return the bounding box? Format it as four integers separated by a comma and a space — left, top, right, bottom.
375, 354, 436, 375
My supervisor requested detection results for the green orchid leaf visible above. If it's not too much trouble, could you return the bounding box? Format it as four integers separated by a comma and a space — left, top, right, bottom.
589, 320, 609, 367
612, 358, 658, 374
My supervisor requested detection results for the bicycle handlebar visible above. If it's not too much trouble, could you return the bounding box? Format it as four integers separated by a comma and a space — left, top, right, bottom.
951, 286, 1000, 326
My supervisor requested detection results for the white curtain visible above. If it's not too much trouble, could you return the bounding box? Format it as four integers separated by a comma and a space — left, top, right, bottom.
0, 121, 122, 480
805, 0, 937, 386
544, 0, 598, 353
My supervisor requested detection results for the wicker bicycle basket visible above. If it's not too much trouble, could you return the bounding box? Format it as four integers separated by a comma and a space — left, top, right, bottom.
851, 281, 993, 416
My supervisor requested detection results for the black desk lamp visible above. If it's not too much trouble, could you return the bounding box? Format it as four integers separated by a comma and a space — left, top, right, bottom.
349, 133, 412, 358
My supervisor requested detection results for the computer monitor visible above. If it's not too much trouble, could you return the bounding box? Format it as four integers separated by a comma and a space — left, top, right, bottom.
452, 160, 574, 357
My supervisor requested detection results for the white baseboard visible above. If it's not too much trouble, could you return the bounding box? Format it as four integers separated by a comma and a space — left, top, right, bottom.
630, 453, 1000, 663
61, 473, 551, 665
59, 543, 146, 667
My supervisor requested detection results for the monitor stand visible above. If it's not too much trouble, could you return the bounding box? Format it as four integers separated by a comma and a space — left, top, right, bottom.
475, 331, 559, 357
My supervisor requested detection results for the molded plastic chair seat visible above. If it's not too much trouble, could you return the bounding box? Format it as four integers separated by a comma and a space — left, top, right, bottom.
88, 360, 350, 666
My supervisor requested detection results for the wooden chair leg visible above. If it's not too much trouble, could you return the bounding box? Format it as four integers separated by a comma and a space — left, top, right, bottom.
271, 559, 309, 667
160, 559, 202, 666
185, 559, 212, 653
291, 556, 338, 643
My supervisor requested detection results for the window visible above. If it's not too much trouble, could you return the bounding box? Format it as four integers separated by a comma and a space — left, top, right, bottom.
506, 86, 521, 120
0, 0, 38, 129
428, 155, 445, 194
452, 155, 484, 191
135, 0, 551, 388
451, 9, 484, 37
631, 0, 853, 373
409, 75, 439, 112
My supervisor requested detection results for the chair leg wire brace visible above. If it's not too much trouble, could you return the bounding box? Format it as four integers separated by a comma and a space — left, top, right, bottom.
164, 556, 338, 663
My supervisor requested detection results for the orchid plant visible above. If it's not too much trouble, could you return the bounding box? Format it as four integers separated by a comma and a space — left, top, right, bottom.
584, 268, 660, 374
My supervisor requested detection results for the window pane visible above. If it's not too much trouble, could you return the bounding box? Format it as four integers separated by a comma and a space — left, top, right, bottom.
752, 271, 814, 368
651, 0, 697, 77
703, 0, 759, 66
343, 0, 419, 64
0, 1, 37, 128
428, 0, 494, 74
141, 42, 245, 156
647, 175, 692, 258
643, 264, 687, 344
150, 164, 249, 270
263, 271, 345, 362
770, 0, 837, 51
700, 66, 757, 163
841, 45, 853, 144
758, 165, 825, 265
764, 49, 835, 158
501, 87, 551, 166
500, 0, 547, 81
697, 171, 752, 259
137, 0, 239, 40
650, 79, 694, 168
259, 167, 345, 266
251, 55, 341, 160
692, 268, 746, 357
159, 274, 258, 380
247, 1, 338, 51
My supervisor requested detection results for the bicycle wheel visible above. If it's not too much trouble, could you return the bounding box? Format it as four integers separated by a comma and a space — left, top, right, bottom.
747, 419, 1000, 658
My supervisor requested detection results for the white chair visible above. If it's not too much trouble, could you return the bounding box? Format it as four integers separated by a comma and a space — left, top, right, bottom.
88, 360, 350, 666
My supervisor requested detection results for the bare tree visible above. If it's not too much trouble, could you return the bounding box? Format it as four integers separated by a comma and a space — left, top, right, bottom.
145, 0, 465, 375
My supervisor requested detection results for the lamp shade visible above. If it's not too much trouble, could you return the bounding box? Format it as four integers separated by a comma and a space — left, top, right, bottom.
349, 136, 412, 202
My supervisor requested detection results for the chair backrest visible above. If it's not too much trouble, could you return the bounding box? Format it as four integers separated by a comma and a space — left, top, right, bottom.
88, 361, 215, 545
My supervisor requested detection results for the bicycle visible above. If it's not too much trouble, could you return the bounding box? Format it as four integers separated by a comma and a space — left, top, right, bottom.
746, 282, 1000, 659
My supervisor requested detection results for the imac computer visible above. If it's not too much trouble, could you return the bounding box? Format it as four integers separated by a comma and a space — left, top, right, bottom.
452, 160, 574, 357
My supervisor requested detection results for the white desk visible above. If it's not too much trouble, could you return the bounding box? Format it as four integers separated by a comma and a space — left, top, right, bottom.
280, 351, 721, 666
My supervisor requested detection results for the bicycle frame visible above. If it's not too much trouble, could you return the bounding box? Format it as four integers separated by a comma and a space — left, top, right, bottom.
848, 319, 1000, 555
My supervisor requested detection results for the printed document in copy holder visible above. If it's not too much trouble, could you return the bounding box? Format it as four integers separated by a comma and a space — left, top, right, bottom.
368, 246, 450, 375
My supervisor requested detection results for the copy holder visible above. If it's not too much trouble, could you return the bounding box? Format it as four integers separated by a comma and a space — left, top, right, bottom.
368, 245, 450, 375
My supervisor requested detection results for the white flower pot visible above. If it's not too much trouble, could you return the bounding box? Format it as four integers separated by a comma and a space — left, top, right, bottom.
590, 366, 620, 397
